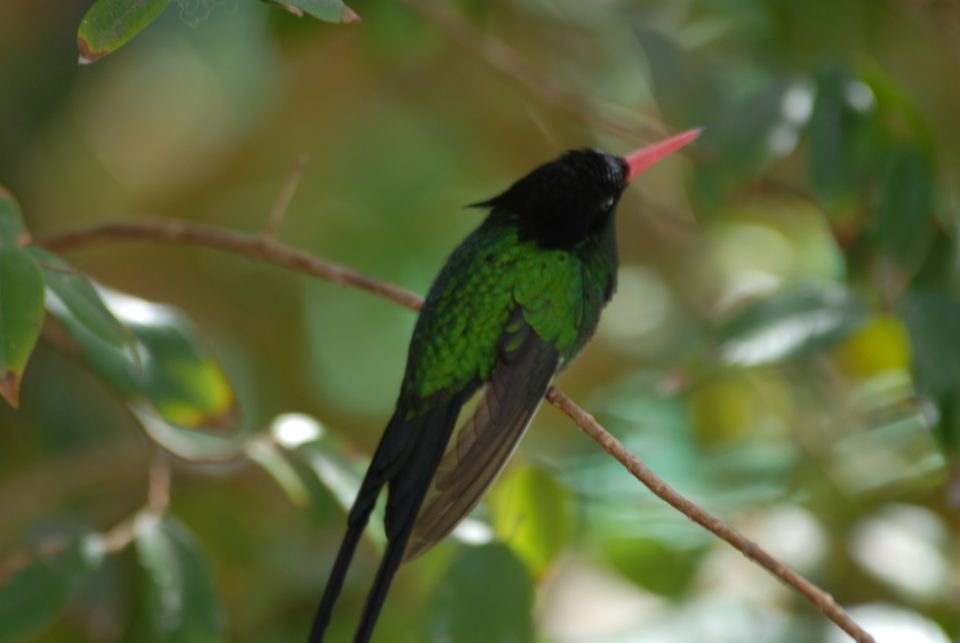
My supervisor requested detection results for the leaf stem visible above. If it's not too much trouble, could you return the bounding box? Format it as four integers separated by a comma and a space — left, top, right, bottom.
147, 451, 171, 516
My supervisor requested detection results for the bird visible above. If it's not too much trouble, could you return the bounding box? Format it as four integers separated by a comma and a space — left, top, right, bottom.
308, 128, 702, 643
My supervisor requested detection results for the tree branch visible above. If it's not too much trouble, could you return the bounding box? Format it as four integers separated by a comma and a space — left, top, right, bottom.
38, 219, 874, 643
546, 388, 872, 643
146, 451, 172, 516
42, 221, 423, 311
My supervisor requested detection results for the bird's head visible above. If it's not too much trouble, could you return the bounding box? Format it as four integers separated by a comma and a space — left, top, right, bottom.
475, 128, 701, 249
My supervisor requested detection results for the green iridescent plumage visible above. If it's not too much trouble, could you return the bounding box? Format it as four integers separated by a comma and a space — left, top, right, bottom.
403, 216, 616, 410
310, 147, 635, 643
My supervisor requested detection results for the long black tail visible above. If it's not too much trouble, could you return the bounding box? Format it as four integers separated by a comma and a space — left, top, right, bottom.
308, 394, 467, 643
307, 455, 383, 642
351, 397, 464, 642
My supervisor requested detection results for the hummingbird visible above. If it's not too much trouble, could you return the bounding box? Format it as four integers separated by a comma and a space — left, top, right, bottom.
308, 128, 701, 643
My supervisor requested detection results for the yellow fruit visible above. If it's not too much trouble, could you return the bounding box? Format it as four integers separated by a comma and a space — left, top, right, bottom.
691, 373, 755, 446
832, 315, 912, 378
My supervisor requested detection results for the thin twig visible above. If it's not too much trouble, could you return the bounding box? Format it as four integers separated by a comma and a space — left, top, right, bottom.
0, 535, 70, 584
99, 515, 137, 554
38, 219, 874, 643
147, 452, 172, 516
0, 519, 135, 585
545, 388, 873, 643
41, 221, 423, 311
263, 152, 310, 239
0, 448, 175, 579
395, 0, 666, 143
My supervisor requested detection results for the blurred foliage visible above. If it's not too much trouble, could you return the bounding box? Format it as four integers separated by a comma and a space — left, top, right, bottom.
2, 0, 960, 642
134, 514, 225, 643
258, 0, 360, 24
76, 0, 357, 63
0, 532, 101, 643
77, 0, 173, 63
487, 464, 573, 578
425, 543, 535, 643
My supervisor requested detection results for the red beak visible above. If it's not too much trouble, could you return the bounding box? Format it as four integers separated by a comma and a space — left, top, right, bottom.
623, 128, 702, 182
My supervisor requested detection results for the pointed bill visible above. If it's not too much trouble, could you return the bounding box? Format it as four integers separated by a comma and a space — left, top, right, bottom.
624, 128, 702, 181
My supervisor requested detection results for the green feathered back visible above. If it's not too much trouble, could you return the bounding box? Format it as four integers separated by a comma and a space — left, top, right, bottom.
401, 214, 617, 413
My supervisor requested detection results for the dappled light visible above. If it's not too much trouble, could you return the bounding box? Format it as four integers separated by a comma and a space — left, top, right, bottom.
271, 412, 325, 448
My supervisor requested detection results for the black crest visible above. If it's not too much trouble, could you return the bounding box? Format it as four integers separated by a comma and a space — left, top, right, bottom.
474, 148, 628, 248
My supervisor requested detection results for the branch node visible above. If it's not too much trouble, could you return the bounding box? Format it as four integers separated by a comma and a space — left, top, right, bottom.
100, 515, 137, 554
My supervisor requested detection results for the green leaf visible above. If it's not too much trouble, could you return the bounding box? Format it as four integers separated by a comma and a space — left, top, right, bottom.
714, 79, 799, 169
717, 286, 868, 366
931, 393, 960, 455
869, 144, 935, 270
132, 407, 244, 462
291, 428, 359, 510
28, 247, 129, 349
902, 291, 960, 399
260, 0, 359, 23
0, 245, 45, 408
634, 26, 723, 129
295, 425, 387, 549
0, 532, 102, 643
60, 286, 235, 428
426, 544, 535, 643
601, 535, 706, 597
635, 27, 809, 208
134, 514, 225, 643
486, 465, 572, 578
0, 186, 28, 246
808, 65, 882, 212
77, 0, 172, 64
245, 439, 310, 505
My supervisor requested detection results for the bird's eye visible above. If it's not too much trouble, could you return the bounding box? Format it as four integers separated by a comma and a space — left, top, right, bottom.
600, 196, 615, 210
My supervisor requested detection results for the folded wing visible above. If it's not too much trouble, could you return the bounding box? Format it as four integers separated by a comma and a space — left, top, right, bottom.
404, 310, 560, 561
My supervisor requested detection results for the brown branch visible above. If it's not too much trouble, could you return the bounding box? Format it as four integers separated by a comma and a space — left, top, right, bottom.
40, 220, 424, 311
99, 515, 137, 554
73, 452, 169, 557
147, 452, 172, 516
38, 219, 874, 643
0, 446, 176, 579
0, 534, 71, 584
546, 388, 873, 643
395, 0, 666, 143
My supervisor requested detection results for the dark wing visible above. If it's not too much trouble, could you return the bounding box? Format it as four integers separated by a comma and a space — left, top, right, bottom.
308, 390, 471, 643
404, 310, 560, 561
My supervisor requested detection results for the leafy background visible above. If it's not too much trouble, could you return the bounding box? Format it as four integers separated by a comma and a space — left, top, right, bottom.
2, 0, 959, 641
